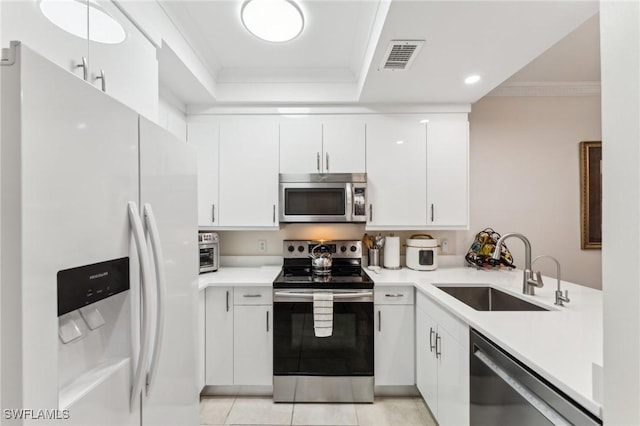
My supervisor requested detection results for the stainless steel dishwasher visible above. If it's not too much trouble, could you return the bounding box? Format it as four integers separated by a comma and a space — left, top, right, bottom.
470, 329, 601, 425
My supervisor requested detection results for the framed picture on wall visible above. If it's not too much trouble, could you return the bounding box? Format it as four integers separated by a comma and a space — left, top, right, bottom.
580, 141, 602, 249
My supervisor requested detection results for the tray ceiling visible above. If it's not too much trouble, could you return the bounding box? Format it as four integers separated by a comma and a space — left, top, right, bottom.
157, 0, 599, 105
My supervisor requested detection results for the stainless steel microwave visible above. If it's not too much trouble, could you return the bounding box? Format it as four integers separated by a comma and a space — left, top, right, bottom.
279, 173, 367, 223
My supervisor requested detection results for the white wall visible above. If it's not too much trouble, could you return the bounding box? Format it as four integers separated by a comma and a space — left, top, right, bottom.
158, 91, 187, 141
465, 95, 602, 289
601, 1, 640, 424
217, 224, 459, 258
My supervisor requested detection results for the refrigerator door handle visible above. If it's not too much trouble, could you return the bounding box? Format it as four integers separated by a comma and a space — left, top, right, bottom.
128, 202, 154, 412
143, 203, 166, 396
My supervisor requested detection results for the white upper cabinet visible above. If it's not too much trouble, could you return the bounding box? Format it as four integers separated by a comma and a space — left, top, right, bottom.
426, 120, 469, 228
280, 118, 323, 173
219, 117, 280, 228
280, 116, 365, 174
1, 0, 158, 119
1, 0, 88, 79
188, 121, 220, 227
322, 117, 366, 173
366, 115, 428, 228
89, 1, 158, 120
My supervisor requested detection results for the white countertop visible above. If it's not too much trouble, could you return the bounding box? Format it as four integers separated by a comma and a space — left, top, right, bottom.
199, 264, 603, 418
370, 266, 603, 418
198, 266, 281, 290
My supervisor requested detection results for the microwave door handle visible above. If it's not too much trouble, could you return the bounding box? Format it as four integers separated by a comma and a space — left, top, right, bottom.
346, 183, 353, 221
473, 348, 572, 426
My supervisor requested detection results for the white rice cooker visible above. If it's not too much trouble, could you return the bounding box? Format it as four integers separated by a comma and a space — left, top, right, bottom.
405, 234, 438, 271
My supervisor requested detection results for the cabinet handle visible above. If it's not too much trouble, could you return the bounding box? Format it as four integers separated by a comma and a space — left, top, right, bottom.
435, 334, 442, 359
429, 327, 435, 352
317, 152, 320, 171
266, 310, 270, 332
431, 204, 435, 222
243, 294, 262, 298
378, 310, 381, 332
369, 204, 373, 222
77, 56, 88, 81
95, 68, 106, 92
326, 152, 330, 171
385, 293, 404, 298
225, 290, 229, 312
272, 204, 276, 223
212, 204, 216, 223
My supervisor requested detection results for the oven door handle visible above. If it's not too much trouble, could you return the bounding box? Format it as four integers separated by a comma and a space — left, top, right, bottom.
274, 291, 372, 298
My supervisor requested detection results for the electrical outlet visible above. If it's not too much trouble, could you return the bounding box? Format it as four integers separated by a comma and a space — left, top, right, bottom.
258, 239, 267, 252
441, 239, 449, 254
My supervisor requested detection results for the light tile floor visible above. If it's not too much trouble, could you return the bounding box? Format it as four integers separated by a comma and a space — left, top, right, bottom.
200, 396, 437, 426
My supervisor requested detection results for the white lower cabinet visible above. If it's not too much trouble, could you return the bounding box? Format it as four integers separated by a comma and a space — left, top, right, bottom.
374, 286, 415, 387
416, 308, 439, 413
233, 304, 273, 386
204, 286, 272, 387
205, 287, 234, 386
416, 291, 469, 426
198, 290, 206, 391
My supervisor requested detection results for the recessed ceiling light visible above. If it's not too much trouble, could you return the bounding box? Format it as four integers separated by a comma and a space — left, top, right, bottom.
40, 0, 126, 44
396, 140, 404, 145
241, 0, 304, 43
465, 75, 481, 85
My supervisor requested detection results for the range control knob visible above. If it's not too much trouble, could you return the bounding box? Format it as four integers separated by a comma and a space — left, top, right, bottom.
350, 245, 358, 252
287, 245, 295, 252
340, 245, 347, 253
298, 245, 305, 253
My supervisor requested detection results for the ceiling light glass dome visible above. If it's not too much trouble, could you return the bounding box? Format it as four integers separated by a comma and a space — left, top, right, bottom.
241, 0, 304, 43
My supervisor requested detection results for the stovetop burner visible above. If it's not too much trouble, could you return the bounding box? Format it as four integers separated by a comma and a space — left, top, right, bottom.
273, 239, 374, 289
273, 269, 374, 289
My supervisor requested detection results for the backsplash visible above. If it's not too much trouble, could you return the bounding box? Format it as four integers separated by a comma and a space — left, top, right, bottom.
215, 224, 464, 256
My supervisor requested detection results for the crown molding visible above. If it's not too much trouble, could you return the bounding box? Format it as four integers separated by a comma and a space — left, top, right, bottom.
487, 81, 601, 97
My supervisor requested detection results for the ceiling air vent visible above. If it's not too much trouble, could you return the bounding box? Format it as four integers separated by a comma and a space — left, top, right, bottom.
379, 40, 425, 71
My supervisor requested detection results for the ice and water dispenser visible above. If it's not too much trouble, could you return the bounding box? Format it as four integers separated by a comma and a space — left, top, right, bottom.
57, 257, 130, 343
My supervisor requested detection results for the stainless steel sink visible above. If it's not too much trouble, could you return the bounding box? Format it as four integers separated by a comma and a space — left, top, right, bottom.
435, 285, 549, 311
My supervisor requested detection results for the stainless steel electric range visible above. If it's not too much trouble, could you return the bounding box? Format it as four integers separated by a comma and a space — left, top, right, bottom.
272, 240, 374, 403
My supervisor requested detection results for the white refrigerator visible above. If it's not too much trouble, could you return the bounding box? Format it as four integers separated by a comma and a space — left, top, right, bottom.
1, 41, 199, 425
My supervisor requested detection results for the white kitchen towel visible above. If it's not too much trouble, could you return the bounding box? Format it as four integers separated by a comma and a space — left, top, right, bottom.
313, 292, 333, 338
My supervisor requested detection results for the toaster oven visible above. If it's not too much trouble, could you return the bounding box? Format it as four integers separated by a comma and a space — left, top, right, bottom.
199, 232, 219, 273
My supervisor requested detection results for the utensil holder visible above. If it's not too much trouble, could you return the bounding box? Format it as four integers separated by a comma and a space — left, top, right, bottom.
368, 249, 380, 267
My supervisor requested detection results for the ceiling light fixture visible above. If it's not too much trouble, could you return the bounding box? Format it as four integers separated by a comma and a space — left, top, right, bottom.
420, 119, 430, 123
464, 75, 481, 85
39, 0, 125, 44
241, 0, 304, 43
396, 140, 404, 145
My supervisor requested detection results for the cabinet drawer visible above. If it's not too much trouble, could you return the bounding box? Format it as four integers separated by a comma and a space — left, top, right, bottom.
416, 291, 467, 345
234, 287, 273, 305
374, 286, 415, 305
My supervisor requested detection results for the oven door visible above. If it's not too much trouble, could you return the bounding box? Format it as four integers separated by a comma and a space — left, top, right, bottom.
199, 244, 217, 273
273, 289, 374, 402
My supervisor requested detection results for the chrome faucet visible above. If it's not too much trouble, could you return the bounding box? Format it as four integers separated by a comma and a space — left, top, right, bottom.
491, 233, 543, 295
533, 255, 570, 306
